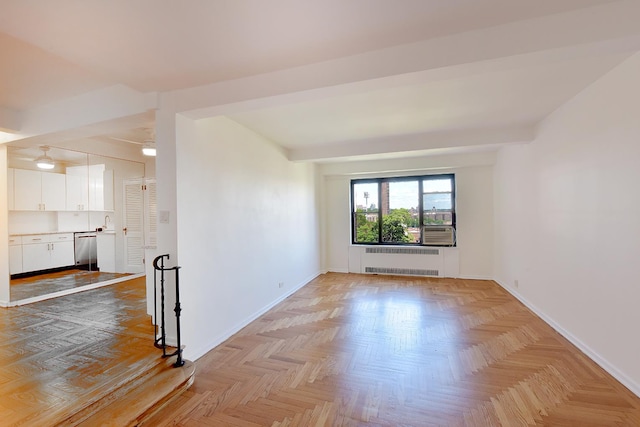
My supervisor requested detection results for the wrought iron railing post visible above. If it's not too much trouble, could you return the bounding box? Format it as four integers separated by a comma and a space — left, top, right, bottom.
152, 254, 184, 367
173, 266, 184, 367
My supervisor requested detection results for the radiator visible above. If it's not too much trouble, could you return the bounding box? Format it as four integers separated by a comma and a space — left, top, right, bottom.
361, 246, 444, 277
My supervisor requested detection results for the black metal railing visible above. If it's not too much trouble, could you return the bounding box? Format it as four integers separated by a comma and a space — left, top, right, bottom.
153, 254, 184, 367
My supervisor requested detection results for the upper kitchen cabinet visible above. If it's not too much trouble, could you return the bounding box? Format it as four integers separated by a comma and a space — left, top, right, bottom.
102, 169, 115, 211
65, 171, 89, 211
13, 168, 66, 211
7, 168, 14, 210
65, 164, 114, 212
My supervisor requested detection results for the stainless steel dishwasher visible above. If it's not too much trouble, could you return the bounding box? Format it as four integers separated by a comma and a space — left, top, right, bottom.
74, 231, 98, 270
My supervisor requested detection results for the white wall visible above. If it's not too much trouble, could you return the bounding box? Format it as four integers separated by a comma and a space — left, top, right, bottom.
175, 116, 321, 360
494, 52, 640, 394
321, 153, 495, 279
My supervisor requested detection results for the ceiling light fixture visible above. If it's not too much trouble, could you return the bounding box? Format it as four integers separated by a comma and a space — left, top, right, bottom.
142, 140, 156, 156
35, 146, 55, 169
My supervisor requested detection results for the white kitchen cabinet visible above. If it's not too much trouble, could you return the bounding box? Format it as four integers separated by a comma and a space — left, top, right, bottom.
21, 240, 51, 272
8, 168, 14, 210
14, 169, 41, 211
42, 173, 67, 211
50, 240, 75, 268
89, 175, 104, 211
66, 164, 112, 211
13, 169, 66, 211
9, 236, 22, 275
103, 170, 114, 211
97, 233, 116, 272
66, 173, 89, 211
21, 233, 75, 273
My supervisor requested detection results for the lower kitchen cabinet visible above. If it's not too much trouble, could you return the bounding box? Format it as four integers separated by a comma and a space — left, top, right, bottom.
49, 240, 75, 268
22, 242, 49, 272
20, 233, 75, 273
97, 233, 116, 272
9, 236, 23, 275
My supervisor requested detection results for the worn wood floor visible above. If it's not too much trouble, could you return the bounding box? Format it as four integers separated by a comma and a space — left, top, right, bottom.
0, 276, 159, 426
148, 272, 640, 426
10, 269, 131, 301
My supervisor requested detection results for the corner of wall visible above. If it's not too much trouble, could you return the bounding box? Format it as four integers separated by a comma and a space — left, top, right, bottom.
493, 278, 640, 398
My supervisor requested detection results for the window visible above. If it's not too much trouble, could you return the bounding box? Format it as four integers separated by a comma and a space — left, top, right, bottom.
351, 174, 456, 246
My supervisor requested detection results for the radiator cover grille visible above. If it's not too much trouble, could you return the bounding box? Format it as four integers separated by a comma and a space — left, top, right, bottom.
365, 247, 439, 255
365, 267, 440, 276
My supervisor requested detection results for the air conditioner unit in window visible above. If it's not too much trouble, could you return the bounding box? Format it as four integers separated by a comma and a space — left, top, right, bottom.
422, 225, 455, 246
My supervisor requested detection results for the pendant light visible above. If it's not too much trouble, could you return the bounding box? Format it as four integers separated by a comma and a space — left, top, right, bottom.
142, 140, 156, 156
35, 146, 55, 169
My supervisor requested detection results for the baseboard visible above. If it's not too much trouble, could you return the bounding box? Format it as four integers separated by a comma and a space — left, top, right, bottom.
458, 275, 493, 280
0, 300, 8, 308
494, 279, 640, 398
186, 270, 322, 361
323, 270, 491, 280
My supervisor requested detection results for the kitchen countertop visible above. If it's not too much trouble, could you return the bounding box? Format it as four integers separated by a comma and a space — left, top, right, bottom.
10, 232, 76, 237
10, 230, 116, 237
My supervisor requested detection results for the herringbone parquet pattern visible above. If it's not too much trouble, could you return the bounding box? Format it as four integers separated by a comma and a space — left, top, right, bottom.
148, 273, 640, 426
0, 277, 160, 426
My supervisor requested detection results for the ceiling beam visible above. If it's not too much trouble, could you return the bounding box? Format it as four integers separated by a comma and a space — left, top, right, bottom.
287, 125, 535, 162
14, 85, 158, 142
168, 1, 640, 119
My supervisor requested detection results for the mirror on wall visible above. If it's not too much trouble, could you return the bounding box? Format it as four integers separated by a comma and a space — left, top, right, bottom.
7, 145, 146, 302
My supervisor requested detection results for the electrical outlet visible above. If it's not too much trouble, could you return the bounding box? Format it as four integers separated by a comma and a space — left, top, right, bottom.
514, 279, 519, 288
159, 210, 170, 224
278, 282, 284, 288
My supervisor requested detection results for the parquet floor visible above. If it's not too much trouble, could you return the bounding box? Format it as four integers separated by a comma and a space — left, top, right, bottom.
10, 269, 131, 301
147, 272, 640, 426
0, 276, 159, 426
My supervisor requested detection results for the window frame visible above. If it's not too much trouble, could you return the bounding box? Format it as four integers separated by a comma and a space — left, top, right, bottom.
350, 173, 456, 246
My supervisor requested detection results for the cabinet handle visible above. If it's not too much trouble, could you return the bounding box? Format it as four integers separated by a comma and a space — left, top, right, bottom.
32, 238, 42, 241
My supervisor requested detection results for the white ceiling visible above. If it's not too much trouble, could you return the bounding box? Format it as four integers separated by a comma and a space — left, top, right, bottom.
0, 0, 638, 162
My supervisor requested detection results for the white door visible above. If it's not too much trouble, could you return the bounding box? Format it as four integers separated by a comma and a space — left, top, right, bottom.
123, 179, 145, 273
144, 179, 157, 248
